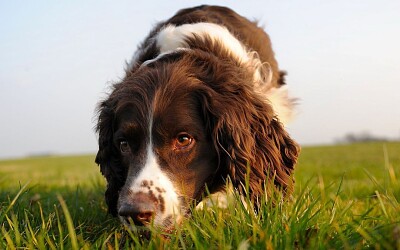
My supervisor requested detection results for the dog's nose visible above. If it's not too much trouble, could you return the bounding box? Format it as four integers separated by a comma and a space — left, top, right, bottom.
118, 194, 156, 225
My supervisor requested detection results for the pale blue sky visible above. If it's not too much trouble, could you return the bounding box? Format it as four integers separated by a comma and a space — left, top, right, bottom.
1, 0, 399, 159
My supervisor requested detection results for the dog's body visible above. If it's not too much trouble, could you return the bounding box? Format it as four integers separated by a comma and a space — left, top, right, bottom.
96, 5, 299, 230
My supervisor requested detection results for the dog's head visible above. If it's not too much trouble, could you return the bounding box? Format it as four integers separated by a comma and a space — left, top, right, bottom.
95, 50, 299, 230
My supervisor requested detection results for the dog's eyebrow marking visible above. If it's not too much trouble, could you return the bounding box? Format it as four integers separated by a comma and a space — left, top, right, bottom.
119, 122, 139, 132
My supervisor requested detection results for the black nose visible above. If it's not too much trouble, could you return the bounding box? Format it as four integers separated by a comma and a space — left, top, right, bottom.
118, 194, 156, 226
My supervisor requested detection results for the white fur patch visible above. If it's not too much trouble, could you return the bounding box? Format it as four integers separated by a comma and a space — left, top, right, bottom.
264, 86, 295, 125
156, 23, 247, 61
140, 48, 189, 68
130, 145, 181, 224
195, 184, 250, 211
120, 113, 182, 227
196, 191, 230, 210
155, 23, 271, 85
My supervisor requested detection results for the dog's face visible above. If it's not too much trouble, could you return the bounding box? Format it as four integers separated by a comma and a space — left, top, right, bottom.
96, 58, 224, 229
113, 77, 218, 228
96, 50, 299, 230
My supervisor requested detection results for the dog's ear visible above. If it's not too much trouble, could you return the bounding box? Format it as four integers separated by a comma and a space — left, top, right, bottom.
198, 78, 300, 203
95, 99, 124, 216
263, 118, 300, 196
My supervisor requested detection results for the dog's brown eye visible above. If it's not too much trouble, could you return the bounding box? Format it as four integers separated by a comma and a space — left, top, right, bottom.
120, 140, 130, 153
174, 133, 194, 150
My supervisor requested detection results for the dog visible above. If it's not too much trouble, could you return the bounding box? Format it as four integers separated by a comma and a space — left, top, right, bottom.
95, 5, 299, 230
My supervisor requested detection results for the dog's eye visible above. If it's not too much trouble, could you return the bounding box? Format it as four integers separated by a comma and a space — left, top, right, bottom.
174, 133, 194, 150
119, 140, 130, 153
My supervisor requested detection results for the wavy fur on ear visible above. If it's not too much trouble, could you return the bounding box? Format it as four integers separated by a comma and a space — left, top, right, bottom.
190, 52, 300, 204
215, 101, 299, 202
95, 97, 126, 216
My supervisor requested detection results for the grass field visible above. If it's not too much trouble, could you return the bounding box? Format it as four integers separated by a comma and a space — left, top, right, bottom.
1, 142, 399, 249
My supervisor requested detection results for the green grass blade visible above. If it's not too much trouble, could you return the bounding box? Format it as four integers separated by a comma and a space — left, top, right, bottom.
57, 195, 78, 250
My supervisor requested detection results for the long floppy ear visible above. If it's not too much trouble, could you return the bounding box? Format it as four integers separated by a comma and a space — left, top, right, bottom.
95, 99, 126, 216
199, 81, 300, 203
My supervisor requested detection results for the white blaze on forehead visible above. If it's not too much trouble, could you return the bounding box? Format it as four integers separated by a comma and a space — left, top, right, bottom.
125, 113, 181, 225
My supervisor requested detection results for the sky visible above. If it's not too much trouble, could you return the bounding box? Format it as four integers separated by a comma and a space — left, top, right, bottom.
0, 0, 399, 159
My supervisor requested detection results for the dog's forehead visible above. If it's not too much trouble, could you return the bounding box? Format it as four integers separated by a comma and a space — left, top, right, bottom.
114, 102, 149, 131
153, 87, 204, 126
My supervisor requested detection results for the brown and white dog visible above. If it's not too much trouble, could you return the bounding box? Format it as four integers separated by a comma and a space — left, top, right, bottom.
95, 5, 299, 230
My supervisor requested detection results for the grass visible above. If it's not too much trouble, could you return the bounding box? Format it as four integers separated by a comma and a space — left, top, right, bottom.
0, 142, 399, 249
